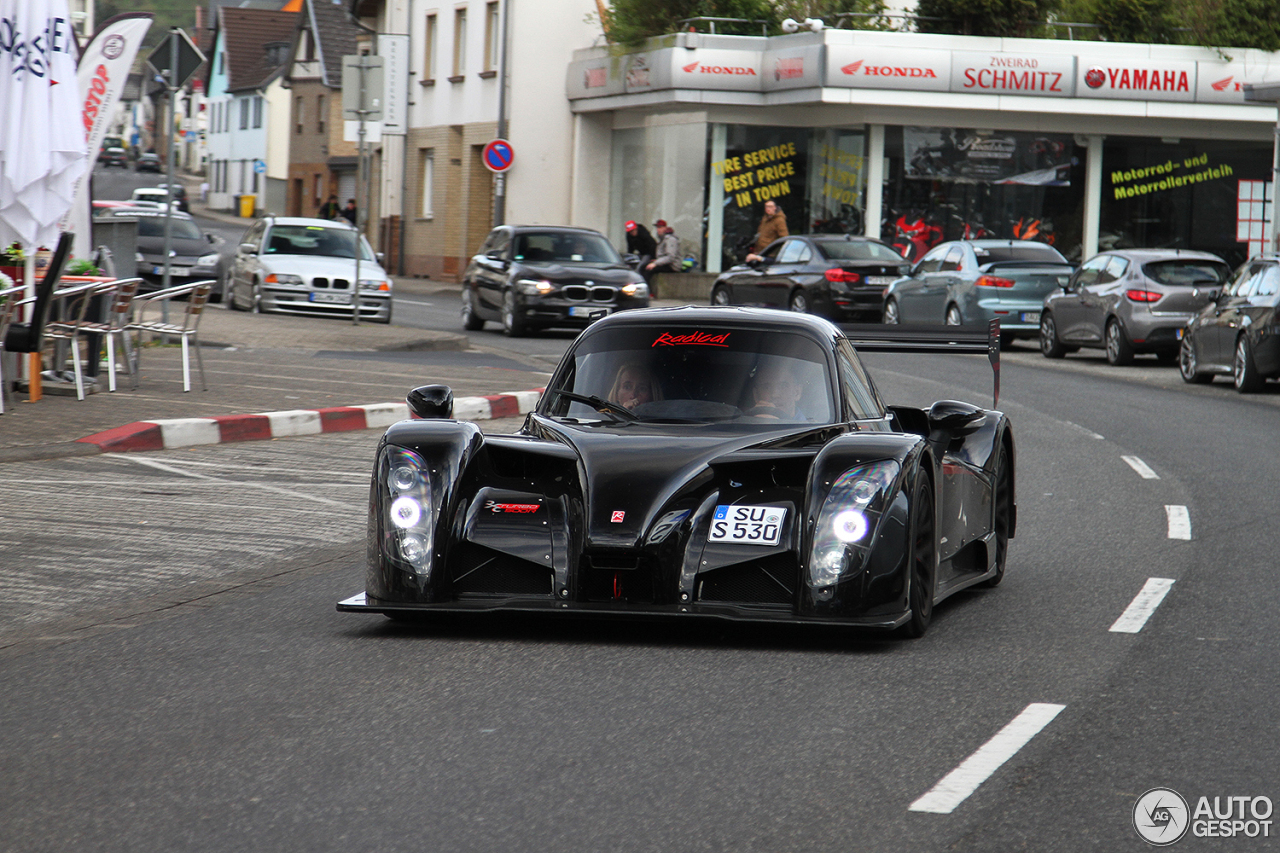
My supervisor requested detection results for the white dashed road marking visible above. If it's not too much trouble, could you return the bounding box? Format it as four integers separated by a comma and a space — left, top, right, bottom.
1121, 455, 1159, 479
908, 703, 1066, 814
111, 454, 355, 508
1165, 505, 1192, 540
1110, 578, 1176, 633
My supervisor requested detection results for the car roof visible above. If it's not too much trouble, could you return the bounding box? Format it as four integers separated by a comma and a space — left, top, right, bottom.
1089, 249, 1227, 262
264, 216, 357, 229
582, 305, 842, 342
503, 225, 608, 237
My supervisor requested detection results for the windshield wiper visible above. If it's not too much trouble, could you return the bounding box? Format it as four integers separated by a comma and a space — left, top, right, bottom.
547, 390, 639, 422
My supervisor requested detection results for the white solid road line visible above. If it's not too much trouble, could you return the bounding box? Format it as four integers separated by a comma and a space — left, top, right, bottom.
1110, 578, 1176, 633
1165, 505, 1192, 540
908, 703, 1066, 814
1121, 455, 1160, 479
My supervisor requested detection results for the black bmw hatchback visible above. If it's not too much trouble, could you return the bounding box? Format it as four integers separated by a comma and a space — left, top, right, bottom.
461, 226, 650, 336
711, 234, 910, 321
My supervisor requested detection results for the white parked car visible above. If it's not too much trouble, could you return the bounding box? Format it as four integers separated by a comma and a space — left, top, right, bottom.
227, 216, 393, 323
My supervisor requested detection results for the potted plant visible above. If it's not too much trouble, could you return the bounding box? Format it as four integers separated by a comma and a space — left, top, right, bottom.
1, 242, 24, 283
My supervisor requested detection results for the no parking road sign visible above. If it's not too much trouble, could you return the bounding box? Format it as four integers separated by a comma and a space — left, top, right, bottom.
482, 139, 515, 173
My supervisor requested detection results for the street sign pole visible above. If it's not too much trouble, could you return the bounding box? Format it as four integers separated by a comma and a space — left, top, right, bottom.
161, 29, 179, 324
342, 54, 384, 326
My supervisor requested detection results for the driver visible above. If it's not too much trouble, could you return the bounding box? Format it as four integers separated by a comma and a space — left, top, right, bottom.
608, 362, 662, 410
747, 362, 805, 419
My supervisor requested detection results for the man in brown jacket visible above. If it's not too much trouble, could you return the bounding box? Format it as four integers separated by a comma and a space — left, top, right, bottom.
746, 200, 788, 262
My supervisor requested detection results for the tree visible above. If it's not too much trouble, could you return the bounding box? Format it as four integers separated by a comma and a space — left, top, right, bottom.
604, 0, 887, 46
1184, 0, 1280, 51
912, 0, 1057, 37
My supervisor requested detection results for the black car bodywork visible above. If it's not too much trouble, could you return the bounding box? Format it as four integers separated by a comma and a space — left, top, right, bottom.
461, 225, 650, 336
340, 308, 1016, 638
712, 235, 910, 321
1179, 253, 1280, 392
99, 208, 224, 294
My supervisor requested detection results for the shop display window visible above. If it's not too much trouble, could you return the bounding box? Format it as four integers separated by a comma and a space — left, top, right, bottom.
881, 127, 1086, 262
1102, 137, 1272, 267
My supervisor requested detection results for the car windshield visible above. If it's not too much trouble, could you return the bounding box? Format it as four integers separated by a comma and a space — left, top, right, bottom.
974, 244, 1067, 264
265, 224, 374, 260
514, 232, 621, 264
817, 240, 906, 262
134, 216, 203, 240
546, 327, 835, 426
1142, 259, 1230, 285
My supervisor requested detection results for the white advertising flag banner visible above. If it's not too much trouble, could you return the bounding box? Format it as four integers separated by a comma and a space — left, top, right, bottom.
0, 0, 86, 249
64, 13, 153, 258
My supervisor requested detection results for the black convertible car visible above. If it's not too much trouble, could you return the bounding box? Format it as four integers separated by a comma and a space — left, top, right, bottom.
340, 307, 1015, 638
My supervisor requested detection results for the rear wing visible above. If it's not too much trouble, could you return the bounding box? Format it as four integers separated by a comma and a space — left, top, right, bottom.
839, 320, 1001, 408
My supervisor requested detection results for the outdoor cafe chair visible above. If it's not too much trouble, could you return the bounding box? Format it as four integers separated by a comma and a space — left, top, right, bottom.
1, 233, 74, 410
126, 280, 214, 392
42, 277, 143, 396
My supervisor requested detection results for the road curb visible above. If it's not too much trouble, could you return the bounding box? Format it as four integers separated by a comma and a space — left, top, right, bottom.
71, 389, 544, 455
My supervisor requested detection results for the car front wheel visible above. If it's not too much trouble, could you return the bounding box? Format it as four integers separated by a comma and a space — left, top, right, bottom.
1039, 312, 1067, 358
461, 287, 485, 330
789, 289, 809, 314
898, 476, 937, 639
501, 289, 527, 337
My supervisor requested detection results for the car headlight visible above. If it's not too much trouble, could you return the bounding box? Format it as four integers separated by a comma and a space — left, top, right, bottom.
358, 278, 390, 291
809, 460, 900, 589
516, 278, 554, 296
621, 282, 649, 298
194, 253, 220, 269
377, 447, 435, 581
264, 273, 304, 285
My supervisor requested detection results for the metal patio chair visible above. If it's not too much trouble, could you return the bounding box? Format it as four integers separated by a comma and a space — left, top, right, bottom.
42, 277, 143, 395
126, 280, 214, 392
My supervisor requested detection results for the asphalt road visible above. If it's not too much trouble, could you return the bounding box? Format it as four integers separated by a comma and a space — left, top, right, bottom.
3, 330, 1278, 851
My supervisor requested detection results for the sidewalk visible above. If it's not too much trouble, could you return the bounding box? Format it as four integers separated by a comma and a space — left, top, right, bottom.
0, 298, 548, 463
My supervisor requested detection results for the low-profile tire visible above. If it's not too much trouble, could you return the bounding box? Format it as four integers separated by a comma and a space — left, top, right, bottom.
980, 443, 1012, 588
883, 297, 900, 325
1179, 334, 1213, 384
789, 289, 809, 314
945, 304, 963, 326
1105, 318, 1134, 365
460, 287, 485, 330
1233, 335, 1264, 393
1039, 312, 1067, 358
501, 289, 527, 337
897, 476, 937, 639
711, 284, 731, 306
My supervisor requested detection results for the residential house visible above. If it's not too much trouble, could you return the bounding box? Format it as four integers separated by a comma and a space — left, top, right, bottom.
283, 0, 362, 220
205, 6, 300, 215
350, 1, 603, 279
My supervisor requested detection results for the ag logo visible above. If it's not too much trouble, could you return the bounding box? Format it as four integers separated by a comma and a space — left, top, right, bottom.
1133, 788, 1190, 845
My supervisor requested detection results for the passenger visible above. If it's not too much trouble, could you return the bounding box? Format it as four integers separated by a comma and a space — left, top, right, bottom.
607, 362, 662, 410
747, 361, 805, 419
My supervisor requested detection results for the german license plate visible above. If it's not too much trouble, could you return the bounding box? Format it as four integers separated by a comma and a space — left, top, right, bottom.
153, 265, 191, 276
709, 505, 787, 546
1021, 311, 1041, 323
867, 276, 897, 285
569, 305, 610, 318
310, 292, 350, 304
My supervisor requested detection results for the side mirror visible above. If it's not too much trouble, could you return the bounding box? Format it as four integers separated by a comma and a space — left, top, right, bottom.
376, 252, 385, 264
238, 242, 256, 255
485, 249, 505, 261
408, 384, 454, 419
927, 399, 986, 436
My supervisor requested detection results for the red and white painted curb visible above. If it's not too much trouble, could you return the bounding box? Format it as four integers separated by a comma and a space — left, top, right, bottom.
76, 390, 543, 454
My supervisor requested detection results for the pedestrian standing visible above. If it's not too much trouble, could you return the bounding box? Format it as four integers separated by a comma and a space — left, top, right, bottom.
645, 219, 681, 279
745, 200, 788, 262
341, 199, 358, 225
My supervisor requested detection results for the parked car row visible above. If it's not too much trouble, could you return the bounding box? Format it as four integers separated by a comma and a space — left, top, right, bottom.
711, 235, 1278, 393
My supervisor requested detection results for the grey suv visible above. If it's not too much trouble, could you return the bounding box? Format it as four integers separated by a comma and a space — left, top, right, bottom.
1039, 249, 1230, 364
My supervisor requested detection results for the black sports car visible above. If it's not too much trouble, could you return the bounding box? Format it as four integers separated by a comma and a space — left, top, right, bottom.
711, 235, 910, 321
461, 225, 650, 336
340, 308, 1015, 638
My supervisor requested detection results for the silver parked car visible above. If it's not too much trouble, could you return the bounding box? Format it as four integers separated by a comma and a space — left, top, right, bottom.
882, 240, 1074, 347
227, 216, 393, 323
1039, 249, 1230, 364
